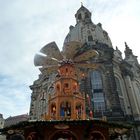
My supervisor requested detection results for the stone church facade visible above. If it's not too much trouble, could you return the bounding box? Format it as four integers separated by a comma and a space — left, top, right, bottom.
29, 5, 140, 139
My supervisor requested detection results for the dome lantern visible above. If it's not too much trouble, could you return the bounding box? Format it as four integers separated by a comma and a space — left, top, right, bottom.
75, 5, 92, 24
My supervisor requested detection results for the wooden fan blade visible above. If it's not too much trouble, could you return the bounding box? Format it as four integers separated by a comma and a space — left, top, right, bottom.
62, 41, 82, 59
74, 49, 98, 62
34, 54, 47, 66
40, 41, 63, 60
34, 54, 59, 66
76, 63, 99, 69
39, 66, 58, 74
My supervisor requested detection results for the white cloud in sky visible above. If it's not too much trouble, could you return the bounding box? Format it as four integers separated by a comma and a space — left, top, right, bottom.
0, 0, 140, 118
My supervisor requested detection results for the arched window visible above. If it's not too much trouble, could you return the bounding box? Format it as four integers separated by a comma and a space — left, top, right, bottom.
78, 13, 82, 20
85, 12, 89, 18
90, 71, 105, 112
115, 77, 126, 113
88, 35, 93, 41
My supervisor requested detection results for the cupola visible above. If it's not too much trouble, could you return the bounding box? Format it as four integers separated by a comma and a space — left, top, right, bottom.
63, 5, 112, 48
75, 5, 92, 24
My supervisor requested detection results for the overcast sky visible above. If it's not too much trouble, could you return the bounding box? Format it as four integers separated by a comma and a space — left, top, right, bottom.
0, 0, 140, 119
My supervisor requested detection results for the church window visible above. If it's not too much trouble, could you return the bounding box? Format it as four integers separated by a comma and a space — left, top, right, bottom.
90, 71, 105, 112
78, 13, 82, 20
85, 12, 89, 18
88, 35, 93, 41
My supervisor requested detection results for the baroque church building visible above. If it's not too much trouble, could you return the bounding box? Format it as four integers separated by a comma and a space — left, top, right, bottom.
29, 5, 140, 139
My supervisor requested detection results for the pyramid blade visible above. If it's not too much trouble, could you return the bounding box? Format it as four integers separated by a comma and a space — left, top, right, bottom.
34, 54, 47, 66
40, 41, 63, 60
34, 54, 59, 67
39, 66, 58, 74
41, 66, 58, 74
62, 41, 82, 59
74, 49, 98, 62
